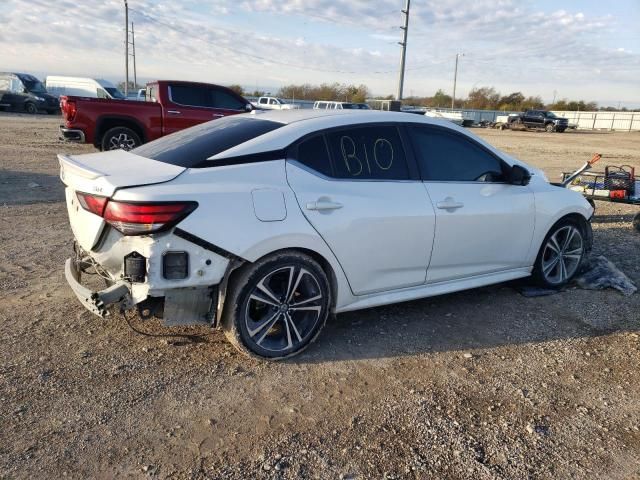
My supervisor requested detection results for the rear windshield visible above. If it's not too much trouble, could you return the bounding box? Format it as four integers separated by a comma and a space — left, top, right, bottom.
132, 116, 283, 167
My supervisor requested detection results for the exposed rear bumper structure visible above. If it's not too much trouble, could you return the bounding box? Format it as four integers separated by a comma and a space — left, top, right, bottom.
64, 258, 131, 317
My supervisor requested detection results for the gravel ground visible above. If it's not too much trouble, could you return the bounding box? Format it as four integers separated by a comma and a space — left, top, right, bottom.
1, 113, 639, 479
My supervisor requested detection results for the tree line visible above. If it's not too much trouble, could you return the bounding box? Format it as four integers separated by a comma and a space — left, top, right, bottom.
229, 83, 632, 112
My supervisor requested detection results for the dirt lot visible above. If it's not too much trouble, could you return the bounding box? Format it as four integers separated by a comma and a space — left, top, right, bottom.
1, 113, 639, 479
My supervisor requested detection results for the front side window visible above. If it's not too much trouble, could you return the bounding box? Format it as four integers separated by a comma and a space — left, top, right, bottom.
325, 125, 409, 180
210, 89, 246, 110
409, 126, 505, 182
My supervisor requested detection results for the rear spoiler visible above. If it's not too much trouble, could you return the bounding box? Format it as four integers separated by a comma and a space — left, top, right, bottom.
58, 154, 106, 181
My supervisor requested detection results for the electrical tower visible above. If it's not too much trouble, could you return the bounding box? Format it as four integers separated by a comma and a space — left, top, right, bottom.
396, 0, 410, 101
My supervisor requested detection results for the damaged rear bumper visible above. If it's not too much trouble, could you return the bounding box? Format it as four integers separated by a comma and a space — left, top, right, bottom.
65, 258, 131, 317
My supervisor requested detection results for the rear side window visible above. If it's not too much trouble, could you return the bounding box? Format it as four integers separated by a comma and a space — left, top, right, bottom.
295, 135, 332, 177
132, 117, 283, 167
325, 125, 409, 180
409, 126, 505, 182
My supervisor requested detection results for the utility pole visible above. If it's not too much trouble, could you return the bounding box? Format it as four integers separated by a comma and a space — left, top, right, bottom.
396, 0, 410, 101
552, 89, 557, 105
124, 0, 129, 96
131, 22, 137, 89
451, 52, 463, 109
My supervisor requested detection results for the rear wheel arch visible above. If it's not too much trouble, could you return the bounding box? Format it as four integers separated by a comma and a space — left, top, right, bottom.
95, 116, 146, 148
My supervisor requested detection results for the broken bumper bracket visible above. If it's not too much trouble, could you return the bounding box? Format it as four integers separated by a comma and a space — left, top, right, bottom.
64, 258, 131, 317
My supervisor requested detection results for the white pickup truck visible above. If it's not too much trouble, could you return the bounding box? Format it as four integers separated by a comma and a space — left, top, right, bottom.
254, 96, 300, 110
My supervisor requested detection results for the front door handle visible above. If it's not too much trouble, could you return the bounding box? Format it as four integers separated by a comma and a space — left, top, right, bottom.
306, 200, 343, 211
167, 110, 181, 115
212, 113, 224, 118
436, 197, 464, 210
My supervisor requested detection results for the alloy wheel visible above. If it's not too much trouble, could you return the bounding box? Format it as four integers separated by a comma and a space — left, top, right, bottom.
244, 266, 324, 353
108, 133, 137, 150
541, 225, 583, 285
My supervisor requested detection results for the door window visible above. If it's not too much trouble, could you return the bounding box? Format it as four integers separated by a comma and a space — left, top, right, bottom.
210, 89, 246, 110
259, 98, 268, 104
325, 125, 409, 180
295, 135, 333, 177
170, 85, 209, 107
409, 126, 505, 182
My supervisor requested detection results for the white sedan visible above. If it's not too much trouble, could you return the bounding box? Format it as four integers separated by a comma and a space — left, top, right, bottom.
60, 110, 593, 359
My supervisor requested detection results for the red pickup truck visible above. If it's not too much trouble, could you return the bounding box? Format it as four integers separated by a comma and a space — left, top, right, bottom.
59, 80, 253, 150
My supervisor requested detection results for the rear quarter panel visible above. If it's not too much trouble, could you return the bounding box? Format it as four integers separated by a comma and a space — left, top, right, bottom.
112, 160, 354, 310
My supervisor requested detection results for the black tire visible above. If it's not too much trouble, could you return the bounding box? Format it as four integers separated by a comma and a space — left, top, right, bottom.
545, 123, 555, 133
221, 250, 331, 360
532, 218, 587, 288
633, 213, 640, 233
24, 102, 38, 114
101, 126, 142, 151
556, 127, 566, 133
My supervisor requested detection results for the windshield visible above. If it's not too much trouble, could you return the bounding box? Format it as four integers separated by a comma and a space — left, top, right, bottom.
132, 116, 284, 167
22, 79, 47, 94
545, 111, 557, 118
104, 87, 125, 99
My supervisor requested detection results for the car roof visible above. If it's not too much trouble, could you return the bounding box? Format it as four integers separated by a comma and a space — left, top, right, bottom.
209, 109, 467, 160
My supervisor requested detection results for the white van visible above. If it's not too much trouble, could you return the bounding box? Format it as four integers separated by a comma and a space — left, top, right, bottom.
45, 76, 125, 100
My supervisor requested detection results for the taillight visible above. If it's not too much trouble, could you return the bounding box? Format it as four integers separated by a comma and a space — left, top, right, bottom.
76, 192, 108, 216
61, 96, 77, 121
75, 192, 197, 235
103, 201, 197, 235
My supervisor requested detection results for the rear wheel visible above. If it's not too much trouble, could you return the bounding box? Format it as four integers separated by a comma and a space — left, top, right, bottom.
101, 127, 141, 151
222, 251, 331, 360
24, 102, 38, 114
532, 219, 586, 288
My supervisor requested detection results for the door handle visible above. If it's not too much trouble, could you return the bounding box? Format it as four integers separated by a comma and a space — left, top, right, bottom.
306, 200, 343, 211
212, 113, 224, 118
167, 110, 181, 115
436, 198, 464, 210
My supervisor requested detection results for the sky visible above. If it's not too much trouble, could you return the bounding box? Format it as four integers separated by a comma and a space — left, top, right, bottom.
1, 0, 639, 107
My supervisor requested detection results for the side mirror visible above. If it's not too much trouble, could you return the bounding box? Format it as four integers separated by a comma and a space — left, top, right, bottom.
245, 104, 253, 112
510, 164, 531, 186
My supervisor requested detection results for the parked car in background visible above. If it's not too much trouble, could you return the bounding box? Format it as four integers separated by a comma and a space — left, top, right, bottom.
45, 76, 125, 100
313, 101, 367, 110
125, 88, 146, 101
0, 72, 59, 114
59, 80, 253, 150
512, 110, 569, 132
60, 109, 593, 360
254, 96, 300, 110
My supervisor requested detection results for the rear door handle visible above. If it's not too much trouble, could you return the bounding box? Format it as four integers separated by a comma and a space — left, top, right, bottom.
167, 110, 181, 115
212, 113, 224, 118
306, 200, 343, 211
436, 198, 464, 210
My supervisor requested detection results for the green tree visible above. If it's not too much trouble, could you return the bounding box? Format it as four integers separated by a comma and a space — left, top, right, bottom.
227, 84, 244, 96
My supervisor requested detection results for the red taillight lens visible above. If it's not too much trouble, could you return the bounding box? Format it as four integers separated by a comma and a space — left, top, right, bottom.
75, 193, 196, 235
76, 192, 108, 216
103, 201, 197, 235
61, 96, 77, 121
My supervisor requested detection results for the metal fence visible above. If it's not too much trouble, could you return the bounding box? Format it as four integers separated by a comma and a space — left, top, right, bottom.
399, 106, 640, 131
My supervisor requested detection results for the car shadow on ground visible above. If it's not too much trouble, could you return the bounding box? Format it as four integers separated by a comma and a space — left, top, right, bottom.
0, 170, 64, 205
293, 283, 639, 364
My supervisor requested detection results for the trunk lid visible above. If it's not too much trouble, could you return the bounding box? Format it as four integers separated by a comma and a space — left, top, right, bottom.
59, 150, 185, 250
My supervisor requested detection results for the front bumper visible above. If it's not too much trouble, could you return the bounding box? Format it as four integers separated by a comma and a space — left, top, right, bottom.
65, 258, 131, 317
59, 126, 86, 143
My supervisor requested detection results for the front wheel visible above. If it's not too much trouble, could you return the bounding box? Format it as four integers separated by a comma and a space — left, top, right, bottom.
222, 251, 331, 360
545, 123, 555, 132
532, 219, 586, 288
101, 127, 142, 151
